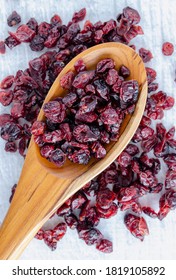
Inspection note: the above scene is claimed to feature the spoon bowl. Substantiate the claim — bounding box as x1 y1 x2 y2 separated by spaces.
0 42 147 259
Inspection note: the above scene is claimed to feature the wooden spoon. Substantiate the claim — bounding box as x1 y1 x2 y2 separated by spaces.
0 42 147 259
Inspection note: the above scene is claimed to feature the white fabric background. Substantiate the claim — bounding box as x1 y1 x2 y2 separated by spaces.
0 0 176 260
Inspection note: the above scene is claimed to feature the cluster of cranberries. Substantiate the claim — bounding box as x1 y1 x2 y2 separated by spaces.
1 6 176 253
31 58 138 166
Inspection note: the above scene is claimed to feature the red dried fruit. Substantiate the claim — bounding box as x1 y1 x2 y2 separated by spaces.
0 41 6 54
162 42 174 56
11 24 36 42
139 48 153 63
31 121 46 136
27 18 38 32
123 6 141 24
49 148 66 167
96 58 115 73
7 11 21 27
96 239 113 253
0 114 14 126
60 71 75 89
158 189 176 220
43 100 66 123
4 35 20 49
65 214 78 229
165 170 176 189
0 75 14 89
5 141 17 153
0 90 13 106
142 206 158 218
124 213 149 241
72 8 86 23
72 70 95 89
96 188 116 209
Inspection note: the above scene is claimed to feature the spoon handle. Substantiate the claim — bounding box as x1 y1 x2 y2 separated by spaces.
0 142 73 260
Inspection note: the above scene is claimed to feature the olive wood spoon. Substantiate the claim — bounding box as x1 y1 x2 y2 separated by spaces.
0 42 147 259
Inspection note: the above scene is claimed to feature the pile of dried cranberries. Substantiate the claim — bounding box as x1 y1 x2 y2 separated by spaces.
32 58 138 166
0 6 176 254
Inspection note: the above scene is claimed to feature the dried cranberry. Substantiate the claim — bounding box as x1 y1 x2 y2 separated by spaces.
5 35 20 49
49 149 66 167
162 42 174 56
139 48 153 63
72 8 86 23
123 6 140 24
11 25 36 42
0 90 13 106
26 18 38 32
124 213 149 241
7 11 21 27
0 75 14 89
29 35 45 51
96 239 113 253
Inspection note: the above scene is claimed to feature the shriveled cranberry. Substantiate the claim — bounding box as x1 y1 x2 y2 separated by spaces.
96 58 115 73
49 148 66 167
71 191 87 210
0 75 14 89
96 188 116 209
0 114 14 126
158 189 176 220
43 100 66 123
72 8 86 23
139 48 153 63
5 141 17 152
119 65 130 78
97 203 118 219
120 80 138 105
31 121 46 136
65 214 78 229
68 149 90 164
0 41 6 54
163 154 176 171
117 151 132 167
81 228 103 246
29 35 45 51
11 25 36 42
26 18 38 32
165 170 176 189
162 42 174 56
7 11 21 27
123 6 141 24
74 59 87 73
96 239 113 253
91 142 106 159
106 69 119 85
11 102 25 119
5 35 20 49
142 206 158 218
0 90 13 106
124 213 149 241
72 70 95 89
73 125 98 143
1 123 21 141
50 14 62 25
60 71 75 89
102 20 117 35
38 22 51 38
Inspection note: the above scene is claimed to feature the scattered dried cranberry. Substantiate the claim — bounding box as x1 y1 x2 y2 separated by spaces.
139 48 153 63
124 213 149 241
7 11 21 27
162 42 174 56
